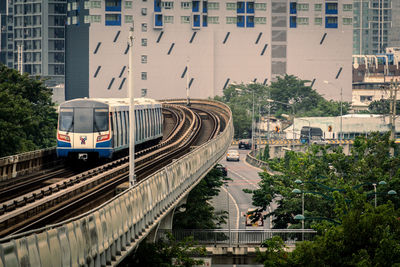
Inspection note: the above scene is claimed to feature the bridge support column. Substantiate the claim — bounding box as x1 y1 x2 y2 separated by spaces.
147 195 188 243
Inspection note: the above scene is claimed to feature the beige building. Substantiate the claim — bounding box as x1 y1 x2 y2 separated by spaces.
65 0 353 101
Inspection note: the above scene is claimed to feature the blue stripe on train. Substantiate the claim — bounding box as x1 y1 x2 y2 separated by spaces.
96 139 112 148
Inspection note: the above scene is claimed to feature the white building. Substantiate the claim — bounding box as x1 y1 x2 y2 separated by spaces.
65 0 353 101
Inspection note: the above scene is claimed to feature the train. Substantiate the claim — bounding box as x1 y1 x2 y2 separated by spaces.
56 98 163 160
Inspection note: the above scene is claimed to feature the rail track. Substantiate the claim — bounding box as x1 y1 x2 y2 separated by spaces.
0 101 225 237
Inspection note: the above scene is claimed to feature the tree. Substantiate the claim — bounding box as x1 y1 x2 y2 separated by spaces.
214 75 350 139
0 65 57 157
128 232 206 267
173 166 231 229
245 132 400 230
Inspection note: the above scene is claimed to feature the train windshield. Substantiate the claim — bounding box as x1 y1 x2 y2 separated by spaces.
59 108 74 132
94 109 109 132
74 108 94 133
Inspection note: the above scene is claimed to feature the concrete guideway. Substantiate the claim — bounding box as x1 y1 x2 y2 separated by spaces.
0 99 234 267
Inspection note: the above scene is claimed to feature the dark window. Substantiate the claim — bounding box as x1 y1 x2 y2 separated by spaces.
94 108 109 132
59 108 73 132
74 108 94 133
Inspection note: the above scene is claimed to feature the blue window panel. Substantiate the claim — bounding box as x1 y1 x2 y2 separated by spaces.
290 16 297 28
154 0 161 12
246 2 254 13
203 15 208 26
325 16 338 28
192 1 199 12
290 2 297 14
155 14 163 26
203 1 208 13
325 3 338 15
105 0 121 12
237 2 245 13
237 15 245 27
246 16 254 27
193 14 200 27
105 14 121 26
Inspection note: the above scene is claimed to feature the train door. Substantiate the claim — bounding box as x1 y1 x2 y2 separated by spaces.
112 112 118 148
73 108 95 149
121 111 126 146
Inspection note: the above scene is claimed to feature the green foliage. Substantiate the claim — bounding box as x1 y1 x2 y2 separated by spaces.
129 232 206 267
173 166 231 229
256 236 288 267
0 64 57 157
368 99 400 114
263 145 270 160
215 75 349 138
245 133 400 230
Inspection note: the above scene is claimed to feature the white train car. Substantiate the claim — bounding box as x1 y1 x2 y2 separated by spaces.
56 98 163 160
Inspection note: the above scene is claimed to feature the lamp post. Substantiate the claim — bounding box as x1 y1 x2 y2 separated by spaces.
293 179 304 241
236 86 256 151
267 99 295 149
128 24 136 187
324 80 343 142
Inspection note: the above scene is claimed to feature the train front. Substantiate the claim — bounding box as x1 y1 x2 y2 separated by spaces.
56 99 112 160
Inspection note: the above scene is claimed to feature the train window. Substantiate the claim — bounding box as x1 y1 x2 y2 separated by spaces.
140 110 144 140
151 109 155 136
121 111 126 145
94 108 109 132
59 108 73 132
135 110 139 142
74 108 93 133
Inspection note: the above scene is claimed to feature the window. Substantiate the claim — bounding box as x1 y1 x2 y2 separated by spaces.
297 17 309 25
164 15 174 23
343 17 352 25
105 14 121 26
226 2 236 10
72 16 78 24
314 3 322 11
343 4 352 11
72 2 78 9
255 3 266 10
181 16 190 24
84 15 101 23
141 72 147 80
141 38 147 46
162 1 173 9
141 8 147 15
255 17 266 24
141 55 147 63
226 16 237 24
125 1 132 8
125 15 133 23
181 2 191 9
92 1 101 8
297 3 309 11
360 95 372 102
208 16 219 24
315 17 322 25
208 2 219 10
141 23 147 31
141 89 147 97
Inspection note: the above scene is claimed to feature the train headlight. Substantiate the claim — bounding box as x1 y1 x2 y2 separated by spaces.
97 134 110 142
58 133 70 142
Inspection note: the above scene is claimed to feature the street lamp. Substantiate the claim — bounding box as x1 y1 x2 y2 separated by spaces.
371 181 397 207
293 180 304 240
235 87 256 151
324 80 343 142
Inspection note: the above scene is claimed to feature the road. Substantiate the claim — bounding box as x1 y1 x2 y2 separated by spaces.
211 147 276 230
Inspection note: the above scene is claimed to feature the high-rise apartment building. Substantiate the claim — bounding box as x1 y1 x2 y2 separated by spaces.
353 0 400 55
65 0 353 102
0 0 66 102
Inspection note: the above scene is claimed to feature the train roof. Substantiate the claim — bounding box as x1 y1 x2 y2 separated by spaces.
59 98 161 108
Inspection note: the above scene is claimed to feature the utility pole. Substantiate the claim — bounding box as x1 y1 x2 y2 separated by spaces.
128 24 136 187
389 79 399 156
186 57 190 106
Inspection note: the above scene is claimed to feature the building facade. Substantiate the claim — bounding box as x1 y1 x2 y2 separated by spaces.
353 0 400 55
0 0 66 103
65 0 353 101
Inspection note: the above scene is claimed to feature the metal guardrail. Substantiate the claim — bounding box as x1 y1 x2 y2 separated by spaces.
0 99 234 267
158 229 317 246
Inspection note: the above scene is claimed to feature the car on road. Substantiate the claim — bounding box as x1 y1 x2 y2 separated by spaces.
226 150 240 161
310 138 328 145
238 139 252 149
215 164 227 176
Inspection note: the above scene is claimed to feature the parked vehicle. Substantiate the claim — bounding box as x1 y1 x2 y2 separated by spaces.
300 126 325 144
226 150 240 161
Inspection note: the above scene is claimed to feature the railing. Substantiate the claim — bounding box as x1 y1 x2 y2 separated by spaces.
158 229 317 246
